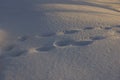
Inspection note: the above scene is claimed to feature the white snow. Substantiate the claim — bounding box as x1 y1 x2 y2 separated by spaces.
0 0 120 80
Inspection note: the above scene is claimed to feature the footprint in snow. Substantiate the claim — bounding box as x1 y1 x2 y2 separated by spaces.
39 32 56 37
3 44 15 52
63 30 80 34
104 27 112 30
84 27 94 30
3 49 27 57
54 39 93 47
116 30 120 34
1 44 26 57
115 25 120 28
72 40 94 46
8 50 27 57
36 46 55 52
90 36 106 40
17 36 28 42
53 39 74 47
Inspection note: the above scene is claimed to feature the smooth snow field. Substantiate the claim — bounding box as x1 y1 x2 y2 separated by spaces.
0 0 120 80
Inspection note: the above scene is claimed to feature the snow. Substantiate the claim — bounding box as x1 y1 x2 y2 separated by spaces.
0 0 120 80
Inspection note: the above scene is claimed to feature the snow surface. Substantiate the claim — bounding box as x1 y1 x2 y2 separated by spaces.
0 0 120 80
